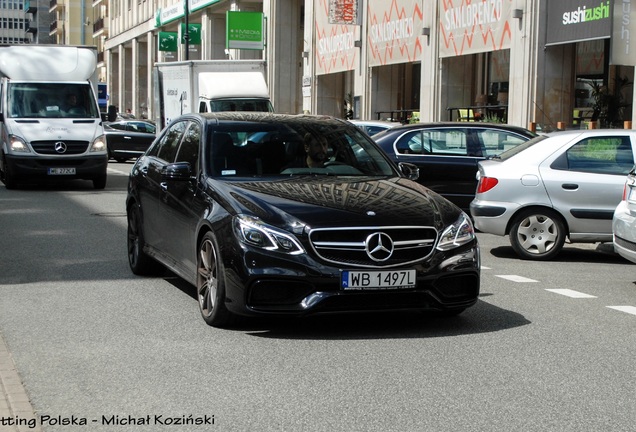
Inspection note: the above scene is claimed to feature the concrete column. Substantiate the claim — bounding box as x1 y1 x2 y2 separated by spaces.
147 30 155 121
420 0 441 122
131 38 138 118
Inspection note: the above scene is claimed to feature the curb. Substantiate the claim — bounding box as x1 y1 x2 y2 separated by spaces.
0 331 42 432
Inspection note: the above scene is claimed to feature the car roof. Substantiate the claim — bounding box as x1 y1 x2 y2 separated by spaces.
179 112 352 127
384 121 537 135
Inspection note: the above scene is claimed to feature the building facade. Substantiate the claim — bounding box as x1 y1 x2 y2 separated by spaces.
99 0 636 130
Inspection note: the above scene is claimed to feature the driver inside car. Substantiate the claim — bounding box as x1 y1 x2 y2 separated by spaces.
285 133 330 169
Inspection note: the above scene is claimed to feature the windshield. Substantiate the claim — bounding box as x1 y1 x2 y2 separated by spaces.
208 120 396 178
209 98 274 113
7 82 100 119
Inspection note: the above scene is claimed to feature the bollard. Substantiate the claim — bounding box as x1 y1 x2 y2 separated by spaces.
557 121 566 130
528 122 536 132
625 121 633 129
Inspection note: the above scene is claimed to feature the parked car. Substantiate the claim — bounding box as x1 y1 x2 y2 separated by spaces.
349 119 401 136
126 113 480 327
372 122 537 212
612 165 636 263
471 130 636 260
104 120 157 162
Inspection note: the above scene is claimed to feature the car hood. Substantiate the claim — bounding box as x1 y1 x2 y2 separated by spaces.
8 118 103 143
211 176 462 231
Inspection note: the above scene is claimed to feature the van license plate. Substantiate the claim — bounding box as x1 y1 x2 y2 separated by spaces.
48 168 76 175
341 270 416 290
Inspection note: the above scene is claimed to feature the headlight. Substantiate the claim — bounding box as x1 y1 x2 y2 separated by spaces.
437 213 475 251
234 214 305 255
90 134 107 152
8 135 31 153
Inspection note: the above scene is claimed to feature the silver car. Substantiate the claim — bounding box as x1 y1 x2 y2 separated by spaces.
471 130 636 260
613 166 636 263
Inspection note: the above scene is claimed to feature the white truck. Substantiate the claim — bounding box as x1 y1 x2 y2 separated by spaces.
0 45 108 189
153 60 273 129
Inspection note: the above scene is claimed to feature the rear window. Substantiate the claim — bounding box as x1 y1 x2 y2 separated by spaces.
496 135 548 161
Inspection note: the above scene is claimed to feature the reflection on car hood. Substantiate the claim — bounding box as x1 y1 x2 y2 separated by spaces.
214 176 461 230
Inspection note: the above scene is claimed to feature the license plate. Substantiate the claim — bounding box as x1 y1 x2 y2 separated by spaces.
48 168 76 175
341 270 416 290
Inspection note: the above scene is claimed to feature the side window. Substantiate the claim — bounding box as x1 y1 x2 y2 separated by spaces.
428 129 469 156
175 122 201 175
151 121 186 162
477 130 528 157
395 131 426 154
565 136 633 175
109 123 126 131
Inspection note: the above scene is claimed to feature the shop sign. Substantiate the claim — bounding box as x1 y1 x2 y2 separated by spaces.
439 0 513 58
155 3 184 27
226 11 265 50
181 23 202 45
155 0 223 27
367 0 423 67
190 0 223 13
329 0 361 25
159 32 179 52
546 0 612 45
612 0 636 65
314 0 359 75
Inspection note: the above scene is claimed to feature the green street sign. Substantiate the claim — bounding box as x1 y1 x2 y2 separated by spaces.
226 11 264 50
181 23 202 45
158 32 178 52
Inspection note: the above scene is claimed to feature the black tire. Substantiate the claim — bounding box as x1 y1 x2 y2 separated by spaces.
197 231 235 327
509 208 566 261
127 204 161 275
93 175 107 189
1 154 17 189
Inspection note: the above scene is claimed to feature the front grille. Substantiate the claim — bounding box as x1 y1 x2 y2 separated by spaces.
31 140 89 155
309 226 437 268
615 235 636 252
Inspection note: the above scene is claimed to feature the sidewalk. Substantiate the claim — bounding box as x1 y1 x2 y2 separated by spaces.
0 331 42 432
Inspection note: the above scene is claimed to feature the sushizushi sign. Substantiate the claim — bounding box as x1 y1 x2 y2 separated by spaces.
546 0 613 45
226 11 265 50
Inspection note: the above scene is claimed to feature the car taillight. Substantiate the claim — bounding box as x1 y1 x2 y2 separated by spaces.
622 183 628 201
477 176 499 193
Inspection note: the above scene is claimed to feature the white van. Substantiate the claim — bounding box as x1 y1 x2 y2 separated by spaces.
0 45 108 189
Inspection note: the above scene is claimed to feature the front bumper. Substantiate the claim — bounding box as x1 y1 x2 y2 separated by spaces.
612 201 636 264
5 153 108 181
223 242 481 317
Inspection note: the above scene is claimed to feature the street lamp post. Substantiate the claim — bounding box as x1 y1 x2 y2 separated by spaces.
184 0 190 60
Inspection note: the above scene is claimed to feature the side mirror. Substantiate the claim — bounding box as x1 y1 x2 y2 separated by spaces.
398 162 419 180
161 162 192 182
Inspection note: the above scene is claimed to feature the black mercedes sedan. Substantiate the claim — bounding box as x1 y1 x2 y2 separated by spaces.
372 122 537 212
105 120 157 162
126 113 480 327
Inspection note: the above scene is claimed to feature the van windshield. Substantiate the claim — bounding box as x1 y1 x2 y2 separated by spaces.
7 83 100 119
209 98 274 113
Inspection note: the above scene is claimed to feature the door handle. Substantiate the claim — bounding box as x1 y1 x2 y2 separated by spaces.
562 183 578 190
160 182 168 192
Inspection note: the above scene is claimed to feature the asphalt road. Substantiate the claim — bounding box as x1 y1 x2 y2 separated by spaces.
1 163 635 432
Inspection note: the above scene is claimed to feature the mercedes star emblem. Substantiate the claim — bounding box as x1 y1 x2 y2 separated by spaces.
54 142 67 154
365 232 394 261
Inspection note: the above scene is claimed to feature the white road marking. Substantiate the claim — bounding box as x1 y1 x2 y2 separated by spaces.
481 266 491 270
495 275 538 283
545 289 597 298
607 306 636 316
